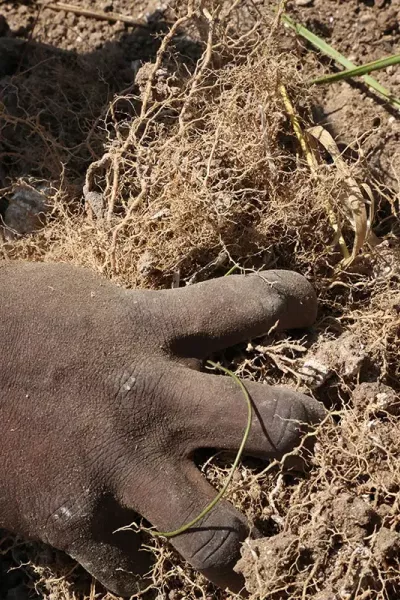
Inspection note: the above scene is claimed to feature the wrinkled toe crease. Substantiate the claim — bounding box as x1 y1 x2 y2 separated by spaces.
187 527 239 571
183 515 249 593
269 391 326 458
180 510 249 570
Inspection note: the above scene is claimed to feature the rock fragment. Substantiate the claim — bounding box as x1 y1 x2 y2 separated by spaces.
299 332 367 388
1 184 52 240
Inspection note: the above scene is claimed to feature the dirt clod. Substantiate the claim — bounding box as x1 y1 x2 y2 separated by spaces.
299 332 367 388
373 528 400 563
353 382 400 415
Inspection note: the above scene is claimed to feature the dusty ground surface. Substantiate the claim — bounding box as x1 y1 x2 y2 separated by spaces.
295 0 400 191
0 0 399 599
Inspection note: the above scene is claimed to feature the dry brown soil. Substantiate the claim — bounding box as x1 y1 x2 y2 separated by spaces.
294 0 400 190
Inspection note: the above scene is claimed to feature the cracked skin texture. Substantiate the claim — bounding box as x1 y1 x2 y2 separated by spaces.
0 261 325 596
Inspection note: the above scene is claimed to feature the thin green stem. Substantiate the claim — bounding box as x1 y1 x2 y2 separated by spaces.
224 264 239 276
282 13 400 109
311 53 400 85
152 361 252 538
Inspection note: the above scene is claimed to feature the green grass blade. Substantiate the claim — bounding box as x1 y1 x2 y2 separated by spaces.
282 13 400 109
152 361 253 539
311 53 400 85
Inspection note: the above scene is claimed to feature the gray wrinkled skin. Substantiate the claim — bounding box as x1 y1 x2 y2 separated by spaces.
0 261 325 595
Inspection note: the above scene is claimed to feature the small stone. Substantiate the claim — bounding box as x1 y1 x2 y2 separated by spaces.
298 332 367 388
83 185 105 219
137 250 158 276
295 0 314 5
2 183 52 240
298 358 330 387
359 13 374 25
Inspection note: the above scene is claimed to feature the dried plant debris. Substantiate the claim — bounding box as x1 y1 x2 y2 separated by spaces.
236 402 400 599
